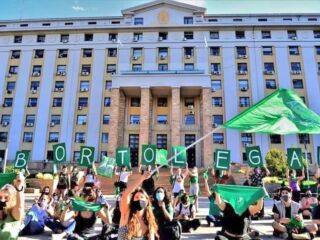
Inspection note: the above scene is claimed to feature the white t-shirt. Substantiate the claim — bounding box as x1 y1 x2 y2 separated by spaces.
85 174 95 183
172 175 184 193
174 203 195 217
115 171 130 183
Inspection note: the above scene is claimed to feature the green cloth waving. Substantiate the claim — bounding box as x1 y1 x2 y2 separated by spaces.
0 173 16 188
211 184 268 215
71 198 104 212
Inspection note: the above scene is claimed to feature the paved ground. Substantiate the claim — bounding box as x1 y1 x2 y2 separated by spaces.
18 194 320 240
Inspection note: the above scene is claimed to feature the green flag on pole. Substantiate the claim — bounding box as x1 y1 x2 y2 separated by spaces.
287 148 303 170
156 149 168 166
53 143 66 164
71 198 104 212
141 145 156 166
14 150 30 169
246 146 263 167
97 156 115 178
214 149 230 170
171 146 187 167
211 184 268 215
79 146 95 167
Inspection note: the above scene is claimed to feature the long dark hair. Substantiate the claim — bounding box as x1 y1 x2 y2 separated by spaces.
153 187 171 206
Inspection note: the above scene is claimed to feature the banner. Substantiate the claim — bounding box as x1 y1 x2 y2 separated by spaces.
71 198 104 212
141 145 156 166
53 143 66 164
97 156 116 178
287 148 303 170
79 146 95 167
116 147 131 168
156 149 168 166
214 149 230 170
245 146 263 167
14 150 30 169
171 146 187 167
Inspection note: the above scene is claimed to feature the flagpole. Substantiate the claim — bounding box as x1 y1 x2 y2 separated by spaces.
304 138 310 188
3 143 8 173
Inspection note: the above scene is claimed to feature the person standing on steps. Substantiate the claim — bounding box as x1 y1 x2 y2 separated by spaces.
170 163 188 207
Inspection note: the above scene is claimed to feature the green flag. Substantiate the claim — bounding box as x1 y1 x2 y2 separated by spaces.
116 147 131 168
71 198 104 212
141 145 156 166
97 156 115 178
246 146 263 167
211 184 268 215
171 146 187 167
287 148 303 170
156 149 168 166
214 149 230 170
14 150 30 169
0 173 16 188
79 146 95 167
53 143 66 164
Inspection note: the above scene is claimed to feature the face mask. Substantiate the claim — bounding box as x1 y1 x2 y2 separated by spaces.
131 200 147 212
282 195 289 202
156 192 164 202
0 201 6 210
44 192 50 195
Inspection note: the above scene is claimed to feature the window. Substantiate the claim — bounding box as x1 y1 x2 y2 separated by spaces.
262 46 273 55
212 115 223 126
157 115 168 124
184 32 193 40
157 134 167 149
157 97 167 107
264 62 275 72
159 32 168 40
289 46 299 55
293 79 304 89
48 132 59 143
76 115 87 125
78 97 88 107
299 134 310 144
210 31 219 39
258 18 268 22
81 65 91 75
318 62 320 72
132 64 142 72
211 63 221 74
101 133 109 143
58 49 68 58
32 65 42 76
106 64 116 74
236 31 245 39
133 33 143 41
9 66 18 74
109 33 118 41
239 79 249 91
54 81 64 90
84 33 93 41
11 50 20 59
73 151 80 162
158 64 168 71
6 82 15 92
83 48 92 58
50 115 61 125
185 99 194 108
134 18 144 25
104 97 111 107
3 98 13 107
261 31 271 39
184 114 195 125
184 64 194 71
131 97 140 107
75 133 85 143
184 47 194 57
30 81 40 91
25 115 35 125
130 115 140 124
56 65 66 75
88 21 96 25
266 79 277 89
184 17 193 24
233 18 242 22
288 30 297 39
237 63 248 73
80 81 90 91
211 80 222 91
37 35 45 43
316 46 320 55
210 47 220 56
208 18 218 22
105 81 112 91
308 18 318 22
270 135 281 144
158 47 168 59
213 133 224 144
314 30 320 39
14 35 22 43
108 48 117 57
241 133 253 146
60 34 69 43
23 132 33 142
65 22 73 25
0 132 8 142
132 48 142 59
239 97 250 107
236 46 247 57
34 49 44 58
103 115 110 125
212 97 222 107
291 62 302 72
28 98 37 107
283 18 292 21
52 98 62 107
1 115 10 125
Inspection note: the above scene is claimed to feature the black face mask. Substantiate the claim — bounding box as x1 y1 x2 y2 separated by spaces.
44 192 50 195
131 200 147 212
0 201 6 210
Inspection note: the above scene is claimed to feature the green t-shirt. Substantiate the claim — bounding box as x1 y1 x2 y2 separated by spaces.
190 176 198 184
152 204 173 225
209 195 222 217
0 214 21 240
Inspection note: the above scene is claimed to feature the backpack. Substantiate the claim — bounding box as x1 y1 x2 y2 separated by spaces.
162 220 182 240
178 203 193 217
112 200 121 225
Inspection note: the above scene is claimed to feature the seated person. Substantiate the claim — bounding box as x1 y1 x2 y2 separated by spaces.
312 196 320 235
300 190 317 219
174 193 200 233
272 186 318 239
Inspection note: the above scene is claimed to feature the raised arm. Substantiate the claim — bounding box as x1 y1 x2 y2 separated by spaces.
298 168 305 181
264 165 270 176
249 198 264 215
215 192 226 211
203 177 212 198
170 164 174 175
11 174 25 221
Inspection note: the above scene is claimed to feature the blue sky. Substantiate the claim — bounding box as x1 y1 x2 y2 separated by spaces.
0 0 319 21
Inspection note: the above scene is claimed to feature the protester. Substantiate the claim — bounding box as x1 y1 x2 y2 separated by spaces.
118 171 158 240
174 192 200 233
203 174 222 227
140 165 159 198
83 164 97 188
70 166 80 193
188 166 200 212
272 186 317 239
115 165 132 193
312 195 320 235
170 164 188 207
287 169 305 203
300 190 317 219
0 172 25 239
56 165 70 199
315 167 320 194
211 168 231 184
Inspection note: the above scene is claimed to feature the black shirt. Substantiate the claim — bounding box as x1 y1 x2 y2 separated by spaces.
272 204 291 219
222 203 251 235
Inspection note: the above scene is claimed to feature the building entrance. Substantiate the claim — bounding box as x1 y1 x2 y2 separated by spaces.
185 134 196 167
129 134 139 167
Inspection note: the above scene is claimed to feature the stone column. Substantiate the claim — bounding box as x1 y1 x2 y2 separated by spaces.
139 88 151 163
108 88 121 157
171 88 181 146
201 88 213 167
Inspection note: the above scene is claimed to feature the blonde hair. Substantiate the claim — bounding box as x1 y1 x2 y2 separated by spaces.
1 184 17 213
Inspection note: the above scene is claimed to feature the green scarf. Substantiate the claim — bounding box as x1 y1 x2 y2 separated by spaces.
211 184 268 215
71 198 104 212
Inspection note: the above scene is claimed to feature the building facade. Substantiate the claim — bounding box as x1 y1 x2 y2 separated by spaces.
0 0 320 168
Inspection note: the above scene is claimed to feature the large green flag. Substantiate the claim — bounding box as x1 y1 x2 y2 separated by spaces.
71 198 104 212
211 184 268 215
97 156 115 178
0 173 16 188
156 149 168 165
224 89 320 135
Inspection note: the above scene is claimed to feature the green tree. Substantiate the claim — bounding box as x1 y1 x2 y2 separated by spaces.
265 148 288 177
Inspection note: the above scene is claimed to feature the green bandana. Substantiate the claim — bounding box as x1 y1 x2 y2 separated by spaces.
71 198 104 212
211 184 268 215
